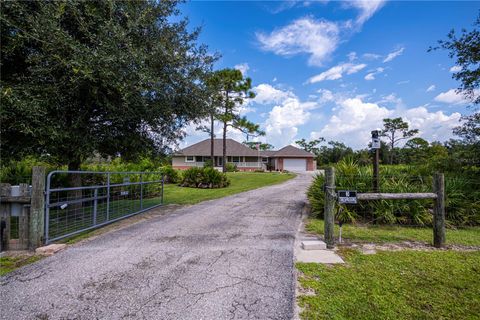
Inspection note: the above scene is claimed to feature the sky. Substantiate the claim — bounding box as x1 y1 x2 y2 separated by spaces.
177 0 479 150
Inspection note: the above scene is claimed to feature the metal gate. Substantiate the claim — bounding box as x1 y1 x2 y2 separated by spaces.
45 170 164 244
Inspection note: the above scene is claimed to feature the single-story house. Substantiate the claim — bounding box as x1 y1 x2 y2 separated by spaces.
172 139 315 172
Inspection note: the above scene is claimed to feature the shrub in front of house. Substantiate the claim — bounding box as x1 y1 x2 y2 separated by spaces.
203 159 214 168
160 165 180 184
225 163 238 172
180 167 230 188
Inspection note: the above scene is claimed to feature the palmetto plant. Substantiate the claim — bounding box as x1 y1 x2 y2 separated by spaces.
307 158 480 226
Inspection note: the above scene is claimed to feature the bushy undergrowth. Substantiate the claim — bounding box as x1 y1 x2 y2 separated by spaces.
308 158 480 226
179 167 230 188
225 163 238 172
0 157 181 185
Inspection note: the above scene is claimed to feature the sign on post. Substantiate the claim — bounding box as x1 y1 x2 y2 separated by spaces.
338 190 357 204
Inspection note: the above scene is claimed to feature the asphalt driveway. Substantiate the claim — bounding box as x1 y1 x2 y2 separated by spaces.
1 173 313 320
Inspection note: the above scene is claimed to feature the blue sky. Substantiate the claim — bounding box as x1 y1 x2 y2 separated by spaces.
178 0 479 150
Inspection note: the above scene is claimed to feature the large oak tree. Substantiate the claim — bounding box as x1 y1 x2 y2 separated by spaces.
1 1 215 170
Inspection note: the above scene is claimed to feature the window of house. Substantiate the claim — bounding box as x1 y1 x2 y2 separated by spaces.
196 156 203 162
186 156 194 162
262 157 268 163
232 156 241 163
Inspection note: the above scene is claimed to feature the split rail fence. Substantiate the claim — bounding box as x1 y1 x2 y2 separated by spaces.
323 167 445 249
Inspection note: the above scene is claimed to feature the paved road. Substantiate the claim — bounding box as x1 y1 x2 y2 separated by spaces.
1 173 312 320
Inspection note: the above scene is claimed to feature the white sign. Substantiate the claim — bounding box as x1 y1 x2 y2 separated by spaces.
120 191 129 196
372 138 381 149
338 190 357 204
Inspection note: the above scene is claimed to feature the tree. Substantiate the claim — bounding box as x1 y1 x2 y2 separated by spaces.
208 69 261 172
1 1 215 172
404 137 429 163
380 118 419 164
317 141 353 165
430 13 480 106
432 13 480 166
295 138 324 154
243 142 274 151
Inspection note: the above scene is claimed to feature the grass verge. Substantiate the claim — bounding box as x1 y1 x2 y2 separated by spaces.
306 219 480 247
0 255 43 276
297 249 480 319
163 172 295 205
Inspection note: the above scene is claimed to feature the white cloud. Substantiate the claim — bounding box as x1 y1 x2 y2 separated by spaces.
265 98 318 147
234 63 249 76
346 0 386 25
364 67 384 80
377 93 403 106
308 63 367 83
312 95 461 149
313 98 392 148
449 65 462 73
363 53 382 60
403 107 461 142
434 89 469 105
383 47 405 63
256 17 341 66
426 85 436 92
252 83 295 105
347 51 357 61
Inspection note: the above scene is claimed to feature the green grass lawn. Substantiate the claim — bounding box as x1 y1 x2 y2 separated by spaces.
0 255 43 276
306 219 480 247
163 172 295 205
297 249 480 320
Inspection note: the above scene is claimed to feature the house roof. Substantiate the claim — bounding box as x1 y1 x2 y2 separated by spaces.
259 150 276 157
174 139 315 158
272 145 315 158
174 139 259 157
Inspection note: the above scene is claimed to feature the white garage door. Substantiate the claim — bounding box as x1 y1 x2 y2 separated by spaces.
284 159 307 172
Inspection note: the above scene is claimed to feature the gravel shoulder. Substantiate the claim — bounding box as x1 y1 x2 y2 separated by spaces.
0 173 312 320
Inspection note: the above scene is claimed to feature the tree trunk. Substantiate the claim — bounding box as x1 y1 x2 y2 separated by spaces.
210 112 214 166
390 133 395 165
222 120 227 173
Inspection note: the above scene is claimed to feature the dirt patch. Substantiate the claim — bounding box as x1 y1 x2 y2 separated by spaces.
340 241 480 254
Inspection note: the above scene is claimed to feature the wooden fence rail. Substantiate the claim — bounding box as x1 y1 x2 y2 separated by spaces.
324 169 446 249
0 166 46 251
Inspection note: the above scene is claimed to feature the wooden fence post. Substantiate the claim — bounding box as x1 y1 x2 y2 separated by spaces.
324 167 335 249
433 173 445 248
30 166 46 249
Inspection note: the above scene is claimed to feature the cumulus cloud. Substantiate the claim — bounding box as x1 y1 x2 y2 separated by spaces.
449 65 462 73
265 98 318 147
256 1 386 66
308 63 367 83
234 63 250 76
256 17 341 66
426 85 436 92
312 95 462 149
383 47 404 63
252 83 295 104
434 89 469 105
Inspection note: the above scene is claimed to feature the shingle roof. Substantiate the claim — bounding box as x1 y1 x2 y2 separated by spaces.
174 139 259 156
259 150 276 157
272 145 315 158
174 139 315 158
